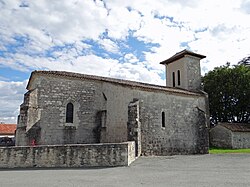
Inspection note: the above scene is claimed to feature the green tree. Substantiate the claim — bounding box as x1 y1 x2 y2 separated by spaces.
238 56 250 66
202 63 250 125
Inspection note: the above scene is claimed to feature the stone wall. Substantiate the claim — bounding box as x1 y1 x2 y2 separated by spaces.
139 92 209 155
16 72 209 155
210 126 232 148
232 132 250 149
165 57 187 89
186 55 201 91
95 80 209 155
127 99 141 157
0 142 135 168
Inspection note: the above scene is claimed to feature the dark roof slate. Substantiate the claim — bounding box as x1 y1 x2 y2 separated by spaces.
220 123 250 132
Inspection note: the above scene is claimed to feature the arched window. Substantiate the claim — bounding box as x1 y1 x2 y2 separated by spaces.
66 103 74 123
162 111 165 128
177 70 181 86
172 72 175 87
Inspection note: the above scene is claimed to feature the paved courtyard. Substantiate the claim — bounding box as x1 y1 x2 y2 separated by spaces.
0 154 250 187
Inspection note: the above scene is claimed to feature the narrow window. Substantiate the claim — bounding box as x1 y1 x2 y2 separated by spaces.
177 70 181 86
162 112 165 127
172 72 175 87
66 103 74 123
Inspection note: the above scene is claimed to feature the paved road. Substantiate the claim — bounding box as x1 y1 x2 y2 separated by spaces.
0 154 250 187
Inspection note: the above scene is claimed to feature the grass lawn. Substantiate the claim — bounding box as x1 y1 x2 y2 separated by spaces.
209 148 250 154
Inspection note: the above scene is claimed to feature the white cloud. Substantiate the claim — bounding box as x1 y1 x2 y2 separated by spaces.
0 80 27 124
123 0 250 74
189 24 250 73
98 39 120 54
1 0 249 73
240 0 250 14
0 0 108 46
124 53 139 64
109 62 165 85
1 52 163 85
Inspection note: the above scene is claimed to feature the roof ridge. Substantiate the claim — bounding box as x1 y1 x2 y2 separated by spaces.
27 70 204 97
220 123 250 132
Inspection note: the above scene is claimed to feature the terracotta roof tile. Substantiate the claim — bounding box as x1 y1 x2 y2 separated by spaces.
0 124 16 135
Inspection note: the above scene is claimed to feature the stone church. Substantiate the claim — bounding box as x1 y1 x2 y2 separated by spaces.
16 50 209 156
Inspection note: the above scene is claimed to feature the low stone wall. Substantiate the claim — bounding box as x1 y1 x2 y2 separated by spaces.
232 132 250 149
0 141 135 168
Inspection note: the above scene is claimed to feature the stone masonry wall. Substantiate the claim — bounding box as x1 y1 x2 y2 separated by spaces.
0 142 135 168
138 91 209 155
16 76 110 146
93 80 208 155
232 132 250 149
16 73 209 155
16 89 39 146
210 126 232 148
33 76 106 145
127 99 141 157
166 57 188 89
186 55 201 91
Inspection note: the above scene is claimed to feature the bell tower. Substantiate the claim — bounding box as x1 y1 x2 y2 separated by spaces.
160 50 206 91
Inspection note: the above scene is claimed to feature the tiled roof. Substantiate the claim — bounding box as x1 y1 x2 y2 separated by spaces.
27 71 205 97
160 49 206 65
0 124 16 135
220 123 250 132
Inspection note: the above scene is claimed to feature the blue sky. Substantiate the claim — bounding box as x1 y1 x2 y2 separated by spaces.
0 0 250 123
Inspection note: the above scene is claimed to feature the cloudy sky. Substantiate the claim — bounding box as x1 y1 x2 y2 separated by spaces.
0 0 250 123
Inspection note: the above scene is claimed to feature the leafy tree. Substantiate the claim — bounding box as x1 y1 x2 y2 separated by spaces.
202 63 250 125
238 56 250 66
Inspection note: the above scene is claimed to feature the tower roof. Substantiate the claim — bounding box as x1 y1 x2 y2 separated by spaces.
160 49 206 65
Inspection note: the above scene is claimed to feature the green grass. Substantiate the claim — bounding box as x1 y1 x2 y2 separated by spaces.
209 148 250 154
